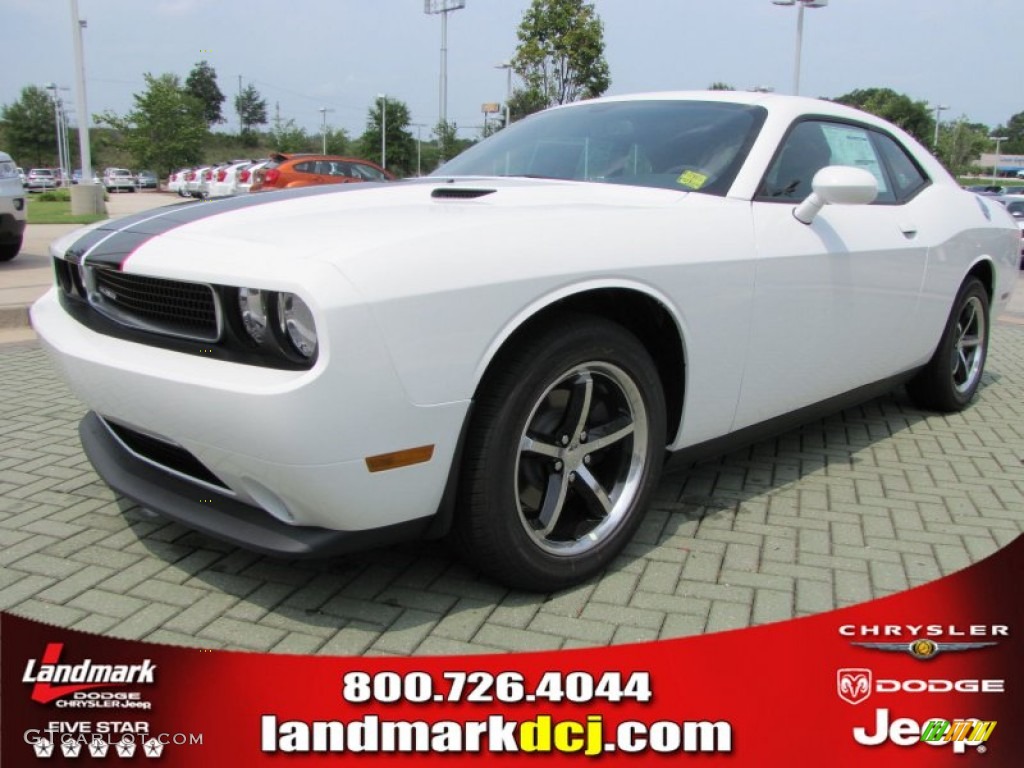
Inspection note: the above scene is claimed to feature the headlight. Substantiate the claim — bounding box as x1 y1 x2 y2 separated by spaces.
277 292 317 359
238 288 268 344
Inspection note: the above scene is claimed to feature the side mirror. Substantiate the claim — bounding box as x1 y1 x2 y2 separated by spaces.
793 165 878 224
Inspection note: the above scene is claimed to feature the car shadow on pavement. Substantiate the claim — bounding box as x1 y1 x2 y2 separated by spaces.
111 374 1005 655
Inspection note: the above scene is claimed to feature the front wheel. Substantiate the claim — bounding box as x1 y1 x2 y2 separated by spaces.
907 276 989 412
454 315 667 591
0 236 22 262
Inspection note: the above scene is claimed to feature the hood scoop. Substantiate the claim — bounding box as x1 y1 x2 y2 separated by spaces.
431 187 496 200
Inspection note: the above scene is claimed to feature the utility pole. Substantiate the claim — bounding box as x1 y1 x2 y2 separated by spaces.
424 1 465 160
319 107 334 155
68 0 103 213
238 75 243 135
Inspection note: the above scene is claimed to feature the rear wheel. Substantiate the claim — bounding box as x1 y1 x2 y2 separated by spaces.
907 276 989 412
454 315 666 591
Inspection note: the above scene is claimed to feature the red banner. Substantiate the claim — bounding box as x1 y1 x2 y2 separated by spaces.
2 536 1020 766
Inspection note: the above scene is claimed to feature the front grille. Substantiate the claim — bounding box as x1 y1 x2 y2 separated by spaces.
92 268 219 341
104 419 230 491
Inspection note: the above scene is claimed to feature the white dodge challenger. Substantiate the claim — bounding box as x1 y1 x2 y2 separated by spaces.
32 92 1019 590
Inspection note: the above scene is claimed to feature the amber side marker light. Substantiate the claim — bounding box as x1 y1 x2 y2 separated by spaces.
365 445 435 473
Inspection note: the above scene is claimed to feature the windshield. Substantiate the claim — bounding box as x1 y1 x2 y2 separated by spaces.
435 100 766 195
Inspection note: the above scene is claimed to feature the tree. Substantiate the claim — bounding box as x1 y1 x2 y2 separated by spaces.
994 110 1024 154
235 84 268 144
0 85 57 167
832 88 932 145
708 82 735 91
432 119 459 165
510 0 610 120
96 73 207 177
937 118 992 177
185 60 225 127
356 97 415 175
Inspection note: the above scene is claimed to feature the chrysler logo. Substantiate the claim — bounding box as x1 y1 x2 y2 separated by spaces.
837 668 872 705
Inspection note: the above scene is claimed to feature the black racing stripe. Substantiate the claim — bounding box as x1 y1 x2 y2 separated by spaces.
67 182 393 268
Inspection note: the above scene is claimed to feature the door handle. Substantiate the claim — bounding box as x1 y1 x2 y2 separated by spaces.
898 220 918 239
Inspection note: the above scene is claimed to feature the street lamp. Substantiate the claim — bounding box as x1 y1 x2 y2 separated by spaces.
410 122 427 176
990 135 1008 185
771 0 829 96
424 0 466 137
318 107 334 154
378 94 387 170
932 104 949 148
68 0 103 214
495 61 512 127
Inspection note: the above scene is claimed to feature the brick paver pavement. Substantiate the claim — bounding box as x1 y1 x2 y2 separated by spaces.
1 325 1022 655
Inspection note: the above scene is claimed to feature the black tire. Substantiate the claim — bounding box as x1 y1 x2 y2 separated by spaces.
454 314 667 591
0 236 22 262
906 276 989 412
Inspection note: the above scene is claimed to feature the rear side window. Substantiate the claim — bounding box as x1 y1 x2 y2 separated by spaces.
293 161 316 174
760 120 894 203
872 132 929 201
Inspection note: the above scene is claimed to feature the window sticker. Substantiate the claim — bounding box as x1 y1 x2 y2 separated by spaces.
677 170 708 189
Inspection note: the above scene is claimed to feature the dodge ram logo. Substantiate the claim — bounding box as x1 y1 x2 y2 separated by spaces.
838 668 872 705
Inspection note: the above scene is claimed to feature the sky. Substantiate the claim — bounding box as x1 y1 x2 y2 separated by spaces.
2 0 1021 143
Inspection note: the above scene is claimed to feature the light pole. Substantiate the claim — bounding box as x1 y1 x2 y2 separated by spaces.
411 123 426 176
771 0 828 96
68 0 102 213
990 135 1008 185
932 104 949 148
378 94 387 170
495 61 512 127
318 107 334 154
424 0 465 159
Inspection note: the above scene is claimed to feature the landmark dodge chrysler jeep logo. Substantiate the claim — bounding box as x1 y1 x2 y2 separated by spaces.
22 643 156 704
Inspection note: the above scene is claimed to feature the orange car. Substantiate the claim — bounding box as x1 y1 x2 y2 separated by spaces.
250 153 394 191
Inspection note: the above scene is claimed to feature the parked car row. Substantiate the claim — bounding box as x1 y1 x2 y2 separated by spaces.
168 153 394 200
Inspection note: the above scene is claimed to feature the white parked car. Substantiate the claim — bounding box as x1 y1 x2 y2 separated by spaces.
31 92 1020 590
0 151 27 261
207 160 253 199
103 168 136 193
184 165 211 199
236 159 268 194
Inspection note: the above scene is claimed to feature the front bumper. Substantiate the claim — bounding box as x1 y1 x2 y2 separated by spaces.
31 286 470 538
80 412 432 556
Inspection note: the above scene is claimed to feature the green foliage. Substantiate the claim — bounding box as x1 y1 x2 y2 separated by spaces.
356 97 416 175
1 85 57 167
35 188 71 202
185 61 226 126
937 118 993 176
235 84 268 143
432 119 459 164
511 0 610 120
96 73 208 177
993 110 1024 154
708 82 735 91
832 87 932 144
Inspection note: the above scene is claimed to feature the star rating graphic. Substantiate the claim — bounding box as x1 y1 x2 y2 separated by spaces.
115 738 137 758
89 736 110 758
33 737 54 758
60 739 83 758
143 738 165 758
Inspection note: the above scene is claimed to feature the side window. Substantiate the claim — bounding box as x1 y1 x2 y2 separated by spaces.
761 121 835 201
293 161 315 174
352 163 387 181
761 120 895 203
872 132 929 201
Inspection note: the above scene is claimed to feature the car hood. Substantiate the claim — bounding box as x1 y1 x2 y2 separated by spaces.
65 178 689 274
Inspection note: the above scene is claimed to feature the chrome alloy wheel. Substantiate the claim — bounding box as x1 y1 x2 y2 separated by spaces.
514 362 648 556
951 295 986 395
